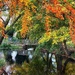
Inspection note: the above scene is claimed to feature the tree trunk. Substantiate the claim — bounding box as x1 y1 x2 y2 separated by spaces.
0 37 4 44
56 54 63 75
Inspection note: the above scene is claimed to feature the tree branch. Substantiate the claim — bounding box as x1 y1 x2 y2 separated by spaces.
11 12 24 26
4 15 10 27
0 12 23 45
0 17 6 24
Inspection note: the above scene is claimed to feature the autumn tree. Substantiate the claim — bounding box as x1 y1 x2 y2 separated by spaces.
0 0 32 44
0 0 75 45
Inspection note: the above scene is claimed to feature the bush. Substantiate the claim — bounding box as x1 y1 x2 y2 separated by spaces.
0 43 11 50
0 58 5 68
12 55 57 75
12 56 45 75
12 62 29 75
65 62 75 75
0 43 12 55
29 56 45 75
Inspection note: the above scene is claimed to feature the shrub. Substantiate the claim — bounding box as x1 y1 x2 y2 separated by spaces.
29 56 45 75
12 55 57 75
65 62 75 75
12 56 45 75
0 58 5 68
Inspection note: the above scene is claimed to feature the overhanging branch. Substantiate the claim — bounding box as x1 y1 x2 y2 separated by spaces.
11 12 24 26
0 11 24 45
0 17 6 24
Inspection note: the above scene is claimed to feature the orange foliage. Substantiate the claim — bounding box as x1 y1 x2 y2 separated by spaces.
0 20 6 37
46 0 75 44
66 4 75 44
0 1 3 8
0 0 30 38
69 17 75 44
50 0 59 5
45 15 51 34
2 0 24 16
67 4 75 16
0 20 5 30
1 0 75 44
63 0 67 2
47 4 68 20
20 0 30 6
21 9 32 38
